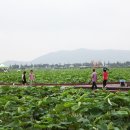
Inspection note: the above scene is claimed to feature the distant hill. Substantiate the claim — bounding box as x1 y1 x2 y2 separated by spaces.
3 60 31 66
31 49 130 64
3 49 130 65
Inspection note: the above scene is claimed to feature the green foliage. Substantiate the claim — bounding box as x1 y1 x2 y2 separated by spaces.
1 86 130 130
1 68 130 84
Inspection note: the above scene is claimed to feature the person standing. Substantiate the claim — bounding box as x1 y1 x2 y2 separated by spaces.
22 71 27 85
103 69 108 87
29 70 35 86
91 69 97 90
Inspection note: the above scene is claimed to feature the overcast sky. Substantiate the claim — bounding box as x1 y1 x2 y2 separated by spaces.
0 0 130 63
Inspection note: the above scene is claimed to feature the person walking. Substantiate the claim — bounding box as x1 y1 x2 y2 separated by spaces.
29 70 35 86
22 71 27 86
103 69 108 87
91 69 97 90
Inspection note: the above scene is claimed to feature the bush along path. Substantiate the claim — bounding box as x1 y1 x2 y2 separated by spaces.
1 86 130 130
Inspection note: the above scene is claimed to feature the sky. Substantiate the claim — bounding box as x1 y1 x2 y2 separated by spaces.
0 0 130 63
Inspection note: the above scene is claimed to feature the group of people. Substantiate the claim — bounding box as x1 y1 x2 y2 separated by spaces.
22 70 35 86
21 68 108 88
91 68 108 90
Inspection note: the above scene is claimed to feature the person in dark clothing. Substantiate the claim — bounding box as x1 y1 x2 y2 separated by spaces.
22 71 27 85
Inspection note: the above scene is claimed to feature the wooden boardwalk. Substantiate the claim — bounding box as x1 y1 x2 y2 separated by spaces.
0 82 130 91
74 85 130 91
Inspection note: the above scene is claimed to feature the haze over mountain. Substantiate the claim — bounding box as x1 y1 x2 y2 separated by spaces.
3 49 130 65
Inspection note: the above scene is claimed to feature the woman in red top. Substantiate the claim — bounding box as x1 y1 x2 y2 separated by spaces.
103 69 108 87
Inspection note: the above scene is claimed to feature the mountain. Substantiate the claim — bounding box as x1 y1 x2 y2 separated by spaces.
31 49 130 64
3 49 130 65
3 60 31 66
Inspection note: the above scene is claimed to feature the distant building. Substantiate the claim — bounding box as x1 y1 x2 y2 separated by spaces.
69 64 74 68
79 66 90 69
0 64 8 72
91 60 103 68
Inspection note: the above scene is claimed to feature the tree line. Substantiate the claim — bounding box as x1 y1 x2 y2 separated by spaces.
9 61 130 69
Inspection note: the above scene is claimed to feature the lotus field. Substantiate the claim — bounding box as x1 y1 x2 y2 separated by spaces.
1 68 130 130
1 86 130 130
0 68 130 84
